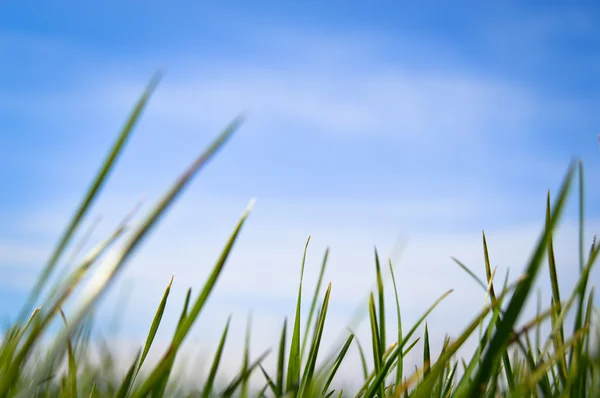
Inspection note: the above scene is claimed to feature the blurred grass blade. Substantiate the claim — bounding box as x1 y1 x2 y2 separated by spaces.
276 318 287 396
20 116 245 398
18 71 162 323
241 312 252 398
59 309 78 398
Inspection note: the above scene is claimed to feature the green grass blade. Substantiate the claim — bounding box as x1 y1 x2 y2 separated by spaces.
241 312 253 398
201 315 232 398
320 333 353 397
286 236 310 393
361 289 452 398
18 71 162 323
276 318 287 397
413 279 520 398
466 160 576 397
423 323 430 376
298 282 332 397
374 249 386 355
131 199 254 397
259 364 278 396
352 334 369 381
130 275 174 391
301 247 329 362
482 232 514 390
59 309 78 398
114 349 142 398
389 259 404 388
221 349 271 398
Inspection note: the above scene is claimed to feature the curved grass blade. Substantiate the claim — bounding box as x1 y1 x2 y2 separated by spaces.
18 71 162 323
466 161 576 397
352 333 369 381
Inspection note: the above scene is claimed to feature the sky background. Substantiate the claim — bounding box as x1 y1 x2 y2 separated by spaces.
1 1 600 391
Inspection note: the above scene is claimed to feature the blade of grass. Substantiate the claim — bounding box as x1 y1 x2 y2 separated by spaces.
221 349 271 398
389 259 404 389
320 333 353 397
286 236 310 393
298 282 332 397
276 318 287 396
201 315 232 398
301 247 329 362
466 160 576 397
130 198 254 397
241 312 253 398
18 71 162 323
129 275 174 392
23 117 245 398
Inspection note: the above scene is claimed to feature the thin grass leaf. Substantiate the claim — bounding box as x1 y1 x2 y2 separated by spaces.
129 275 174 392
286 236 310 393
320 333 353 397
221 349 271 398
298 282 332 397
131 199 254 397
59 309 78 398
301 247 329 362
241 312 253 398
389 259 404 389
114 349 142 398
360 289 453 398
423 323 430 377
352 334 369 381
276 318 287 396
18 71 162 324
201 315 232 398
466 161 576 397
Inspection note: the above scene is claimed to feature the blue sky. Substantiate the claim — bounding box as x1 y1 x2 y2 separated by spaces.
1 1 600 388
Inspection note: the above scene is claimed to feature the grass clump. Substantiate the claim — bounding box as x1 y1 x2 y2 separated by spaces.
1 73 598 397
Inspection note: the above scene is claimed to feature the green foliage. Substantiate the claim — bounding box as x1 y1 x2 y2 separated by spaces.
1 74 598 397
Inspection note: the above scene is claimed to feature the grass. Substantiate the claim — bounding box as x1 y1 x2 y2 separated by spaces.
1 74 599 397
